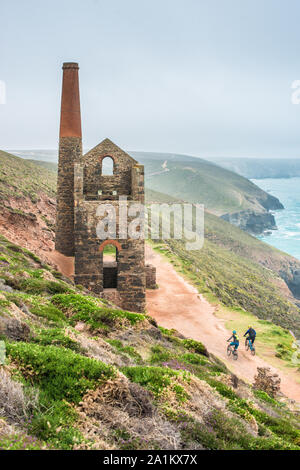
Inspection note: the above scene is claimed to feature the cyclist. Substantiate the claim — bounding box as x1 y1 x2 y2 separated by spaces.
227 330 239 351
244 325 256 351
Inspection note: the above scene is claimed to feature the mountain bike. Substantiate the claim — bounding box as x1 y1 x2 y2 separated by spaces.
245 337 256 356
227 343 238 360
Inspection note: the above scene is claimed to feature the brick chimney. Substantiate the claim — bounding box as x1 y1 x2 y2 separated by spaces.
55 62 82 256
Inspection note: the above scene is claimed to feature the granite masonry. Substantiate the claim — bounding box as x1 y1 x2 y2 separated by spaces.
55 62 155 312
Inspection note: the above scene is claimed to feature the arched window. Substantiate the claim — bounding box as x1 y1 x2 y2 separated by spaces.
102 244 117 263
102 156 114 175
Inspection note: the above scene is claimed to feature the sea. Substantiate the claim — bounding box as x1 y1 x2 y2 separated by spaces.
252 178 300 261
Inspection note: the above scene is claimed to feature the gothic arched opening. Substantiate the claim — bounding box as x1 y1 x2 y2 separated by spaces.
101 156 114 175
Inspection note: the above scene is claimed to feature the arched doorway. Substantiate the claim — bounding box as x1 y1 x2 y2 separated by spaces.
100 240 121 289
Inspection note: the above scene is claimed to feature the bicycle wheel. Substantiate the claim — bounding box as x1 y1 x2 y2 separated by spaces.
227 345 232 356
251 347 256 356
245 339 249 351
233 351 238 360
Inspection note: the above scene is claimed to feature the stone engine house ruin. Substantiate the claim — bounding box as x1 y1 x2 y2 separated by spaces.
55 62 155 312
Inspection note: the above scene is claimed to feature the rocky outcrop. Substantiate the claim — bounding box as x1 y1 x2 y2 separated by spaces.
253 367 281 398
258 193 284 211
0 195 56 265
221 210 277 235
0 315 30 342
278 264 300 300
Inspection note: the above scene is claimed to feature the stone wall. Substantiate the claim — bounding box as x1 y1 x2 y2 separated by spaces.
146 264 157 289
55 136 82 256
82 139 138 200
73 139 146 313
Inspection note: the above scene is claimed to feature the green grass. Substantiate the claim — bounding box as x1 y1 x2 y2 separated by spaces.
0 434 49 450
0 150 56 201
51 293 146 331
5 341 116 449
122 365 189 402
6 341 115 403
106 338 143 363
214 305 299 372
33 328 82 352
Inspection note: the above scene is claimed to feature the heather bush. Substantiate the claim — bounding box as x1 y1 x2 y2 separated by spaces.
0 368 39 424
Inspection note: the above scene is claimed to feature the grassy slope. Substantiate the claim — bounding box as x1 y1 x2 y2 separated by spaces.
0 235 299 450
132 151 282 215
0 150 56 201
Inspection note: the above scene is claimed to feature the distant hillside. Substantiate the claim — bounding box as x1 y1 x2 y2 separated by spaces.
0 150 56 201
12 148 285 234
209 158 300 179
130 152 283 224
27 159 58 173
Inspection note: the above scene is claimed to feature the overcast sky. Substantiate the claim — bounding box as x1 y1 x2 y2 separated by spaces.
1 0 300 158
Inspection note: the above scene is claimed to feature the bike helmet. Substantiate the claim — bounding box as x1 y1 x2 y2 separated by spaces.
248 325 252 329
233 330 237 334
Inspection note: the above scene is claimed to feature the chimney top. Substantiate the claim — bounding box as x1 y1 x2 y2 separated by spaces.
59 62 82 138
62 62 79 70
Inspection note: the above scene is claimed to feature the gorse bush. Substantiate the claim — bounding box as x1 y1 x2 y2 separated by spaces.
182 338 208 357
30 304 66 323
106 339 143 363
150 345 172 364
6 342 116 403
51 293 146 331
122 365 189 402
4 340 116 449
18 279 72 295
33 328 81 352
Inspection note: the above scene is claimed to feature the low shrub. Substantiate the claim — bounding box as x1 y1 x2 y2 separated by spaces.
33 328 81 352
30 304 66 324
149 345 172 364
106 339 143 363
122 365 189 402
6 341 116 403
51 293 146 331
206 378 238 400
16 278 72 295
0 433 48 450
0 368 39 424
182 338 208 357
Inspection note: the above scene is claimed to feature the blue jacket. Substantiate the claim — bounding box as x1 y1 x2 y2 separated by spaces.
244 328 256 338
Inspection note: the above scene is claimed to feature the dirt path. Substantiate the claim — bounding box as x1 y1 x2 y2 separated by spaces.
146 245 300 403
47 251 74 278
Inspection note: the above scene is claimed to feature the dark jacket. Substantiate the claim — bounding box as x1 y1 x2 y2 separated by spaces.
244 328 256 339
